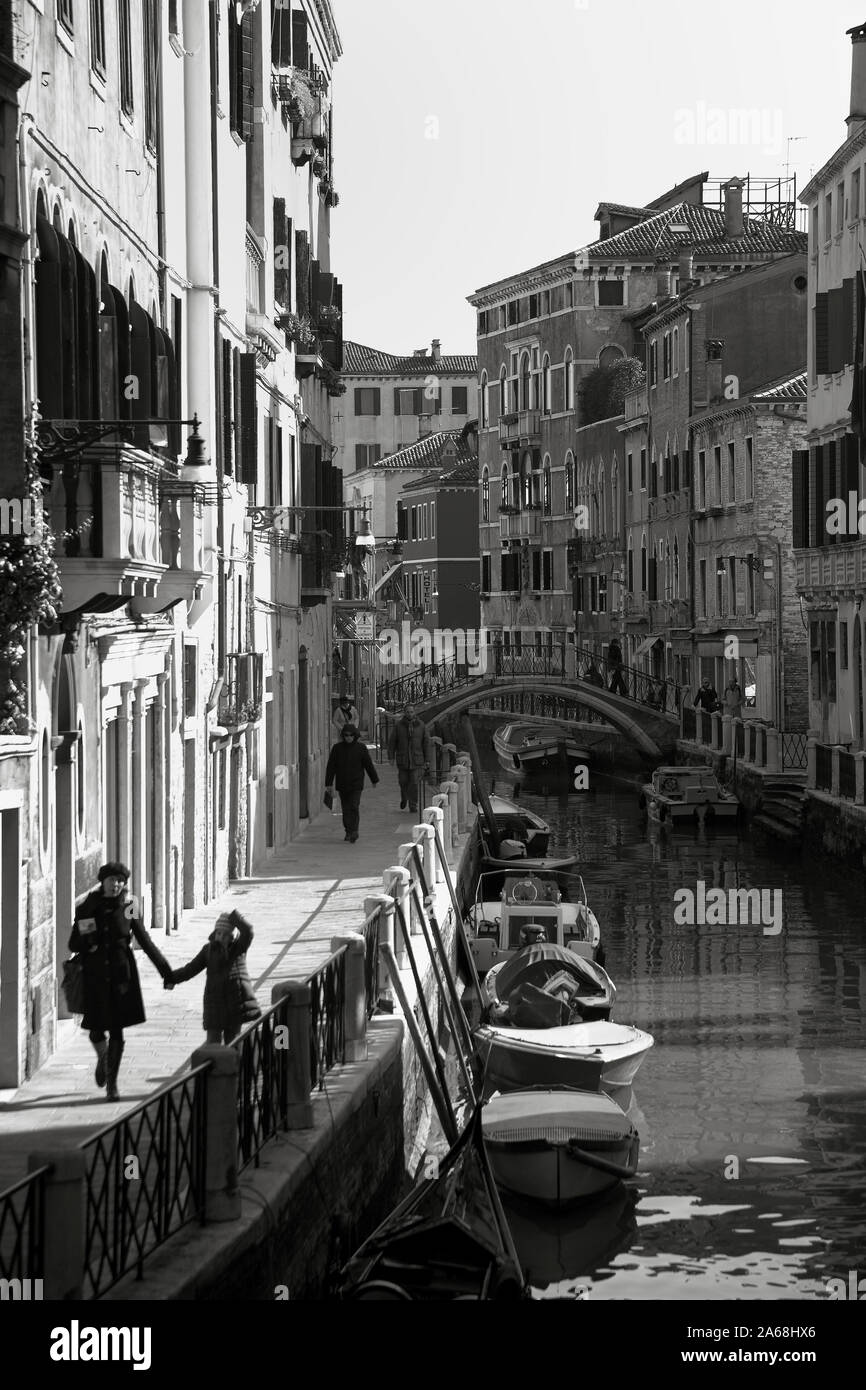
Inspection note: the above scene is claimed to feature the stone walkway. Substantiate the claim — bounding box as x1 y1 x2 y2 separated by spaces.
0 759 429 1194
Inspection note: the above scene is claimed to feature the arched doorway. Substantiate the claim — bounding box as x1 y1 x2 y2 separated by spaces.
298 646 309 819
854 615 864 746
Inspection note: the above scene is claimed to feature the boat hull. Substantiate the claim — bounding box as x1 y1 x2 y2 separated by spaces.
493 724 588 779
475 1021 653 1098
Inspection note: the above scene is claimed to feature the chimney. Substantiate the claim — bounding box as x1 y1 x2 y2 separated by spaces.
706 339 724 403
413 348 427 357
656 266 672 300
848 23 866 130
722 178 745 240
431 338 441 361
678 248 694 286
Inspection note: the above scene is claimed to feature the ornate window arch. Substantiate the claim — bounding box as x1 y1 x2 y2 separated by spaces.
640 531 647 591
480 370 489 428
499 365 507 417
564 347 574 412
481 466 490 522
542 454 552 514
500 459 510 509
564 449 574 512
542 353 551 414
520 351 531 411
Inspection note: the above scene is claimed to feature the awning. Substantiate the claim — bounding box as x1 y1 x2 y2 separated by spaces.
631 634 661 660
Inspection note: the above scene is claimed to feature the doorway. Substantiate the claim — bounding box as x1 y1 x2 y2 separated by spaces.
854 615 864 747
54 660 76 1018
298 646 309 819
0 805 22 1085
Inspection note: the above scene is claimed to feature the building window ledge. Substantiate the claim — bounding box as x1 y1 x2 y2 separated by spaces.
55 20 74 56
89 68 107 101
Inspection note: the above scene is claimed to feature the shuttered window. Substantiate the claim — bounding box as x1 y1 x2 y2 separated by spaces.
118 0 134 116
295 230 310 318
143 0 159 152
222 340 234 476
238 352 258 486
353 388 380 416
292 10 309 68
89 0 106 76
792 449 809 548
843 276 856 366
272 0 292 67
828 287 845 374
229 4 254 143
814 293 829 377
273 199 291 307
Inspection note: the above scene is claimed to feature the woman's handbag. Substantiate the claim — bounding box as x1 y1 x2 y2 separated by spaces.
323 788 334 810
61 955 85 1015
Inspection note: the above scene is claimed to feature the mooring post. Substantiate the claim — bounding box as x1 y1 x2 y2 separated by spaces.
384 864 412 966
766 727 780 773
271 982 314 1129
443 742 457 773
442 780 459 845
413 821 436 888
424 805 446 882
452 764 470 830
806 738 817 790
190 1044 243 1218
28 1149 87 1298
434 790 451 850
330 933 367 1062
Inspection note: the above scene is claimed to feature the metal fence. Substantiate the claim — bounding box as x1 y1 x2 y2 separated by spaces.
309 948 347 1091
79 1065 208 1299
839 750 857 801
781 732 808 771
734 721 745 757
0 1166 47 1285
815 743 834 792
681 706 696 741
235 996 292 1172
574 646 681 713
362 904 381 1020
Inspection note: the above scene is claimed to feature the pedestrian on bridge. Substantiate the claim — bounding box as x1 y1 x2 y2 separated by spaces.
584 658 605 688
325 723 380 841
606 639 628 698
388 702 432 814
69 862 172 1101
163 910 261 1045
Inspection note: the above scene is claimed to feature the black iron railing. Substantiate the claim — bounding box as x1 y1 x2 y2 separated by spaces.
815 743 833 792
378 658 473 709
79 1065 208 1298
735 721 746 757
697 709 713 745
0 1166 47 1285
362 906 381 1020
235 996 292 1172
575 646 681 712
839 750 857 801
781 732 808 771
681 705 697 741
309 949 347 1090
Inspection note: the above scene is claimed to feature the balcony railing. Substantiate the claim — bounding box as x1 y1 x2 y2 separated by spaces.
795 542 866 593
219 652 264 727
500 510 541 539
245 230 264 315
499 409 541 448
46 443 208 613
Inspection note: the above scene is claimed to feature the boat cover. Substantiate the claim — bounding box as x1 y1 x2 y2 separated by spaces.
482 1090 635 1145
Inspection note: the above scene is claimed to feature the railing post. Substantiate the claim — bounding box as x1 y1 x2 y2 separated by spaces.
365 892 395 1002
831 746 841 798
755 724 765 767
442 780 459 845
330 933 367 1063
721 713 732 755
424 805 446 882
806 737 817 790
430 734 444 780
28 1150 87 1299
435 789 452 850
855 751 866 805
270 982 314 1130
765 728 780 772
451 764 470 831
384 864 412 966
190 1044 242 1219
397 844 423 934
443 742 456 773
413 821 436 888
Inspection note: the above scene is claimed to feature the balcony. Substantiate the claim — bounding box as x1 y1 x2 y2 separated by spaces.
219 653 264 728
500 510 541 540
796 541 866 595
499 409 541 449
46 443 209 615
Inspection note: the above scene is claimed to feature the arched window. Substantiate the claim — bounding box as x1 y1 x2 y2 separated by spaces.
640 533 647 592
589 466 599 536
542 458 552 514
672 326 679 377
627 536 634 593
521 352 531 411
564 451 574 512
564 348 574 412
500 461 510 510
480 371 488 428
522 453 533 510
598 464 606 537
542 354 551 414
499 366 507 417
611 459 619 537
673 537 680 596
481 466 490 522
598 344 624 371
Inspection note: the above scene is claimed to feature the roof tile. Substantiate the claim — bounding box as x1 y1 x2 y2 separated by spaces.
343 341 477 376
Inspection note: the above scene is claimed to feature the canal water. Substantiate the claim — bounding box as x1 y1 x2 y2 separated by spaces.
481 754 866 1302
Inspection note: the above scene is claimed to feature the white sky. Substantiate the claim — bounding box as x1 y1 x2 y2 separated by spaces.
330 0 861 357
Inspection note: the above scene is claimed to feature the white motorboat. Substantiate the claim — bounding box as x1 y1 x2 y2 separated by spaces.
640 765 740 826
482 1090 640 1206
493 724 588 779
474 1017 653 1099
467 869 604 975
482 943 616 1024
486 794 551 856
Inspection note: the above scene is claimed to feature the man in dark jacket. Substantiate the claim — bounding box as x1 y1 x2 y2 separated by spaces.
69 861 171 1100
694 676 720 712
606 639 628 697
387 703 433 813
324 724 380 842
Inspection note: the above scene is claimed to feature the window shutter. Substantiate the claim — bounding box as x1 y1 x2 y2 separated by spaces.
372 388 381 414
792 448 809 548
238 351 258 485
815 293 829 376
222 340 234 474
843 276 856 366
128 300 154 449
272 1 292 67
292 10 309 68
828 286 844 374
648 556 657 600
273 199 291 307
295 231 310 318
394 387 402 416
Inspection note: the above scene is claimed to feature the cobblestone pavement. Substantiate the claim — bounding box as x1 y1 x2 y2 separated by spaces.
0 759 421 1193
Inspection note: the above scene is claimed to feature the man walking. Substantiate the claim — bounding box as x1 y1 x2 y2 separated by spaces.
388 702 432 813
606 638 628 698
324 724 379 842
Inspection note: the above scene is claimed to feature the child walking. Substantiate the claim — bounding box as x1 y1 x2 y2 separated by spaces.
165 910 262 1043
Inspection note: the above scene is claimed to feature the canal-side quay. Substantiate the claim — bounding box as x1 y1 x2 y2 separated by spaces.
0 749 480 1301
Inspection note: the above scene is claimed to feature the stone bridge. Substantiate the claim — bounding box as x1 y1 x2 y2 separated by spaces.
377 650 681 760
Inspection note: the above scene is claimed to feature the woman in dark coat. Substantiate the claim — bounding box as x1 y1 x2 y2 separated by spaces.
324 723 380 842
164 910 261 1044
69 862 171 1100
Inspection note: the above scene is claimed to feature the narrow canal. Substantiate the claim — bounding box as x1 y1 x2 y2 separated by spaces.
481 753 866 1301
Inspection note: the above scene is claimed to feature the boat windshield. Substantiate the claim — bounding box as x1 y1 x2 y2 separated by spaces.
475 870 588 912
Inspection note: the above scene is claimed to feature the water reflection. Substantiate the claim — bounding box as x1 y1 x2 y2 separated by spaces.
480 755 866 1299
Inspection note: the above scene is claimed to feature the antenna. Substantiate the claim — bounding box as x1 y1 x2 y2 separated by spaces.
785 136 805 184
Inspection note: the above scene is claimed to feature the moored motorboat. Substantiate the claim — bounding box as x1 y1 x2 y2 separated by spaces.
640 765 740 826
493 724 589 779
467 869 604 975
483 943 615 1024
339 1108 525 1301
486 794 551 856
474 1017 653 1099
482 1089 640 1206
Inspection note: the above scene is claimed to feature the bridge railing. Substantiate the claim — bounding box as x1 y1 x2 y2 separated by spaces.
573 646 681 713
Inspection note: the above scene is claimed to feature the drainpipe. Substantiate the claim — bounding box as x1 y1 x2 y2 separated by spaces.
17 114 36 412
